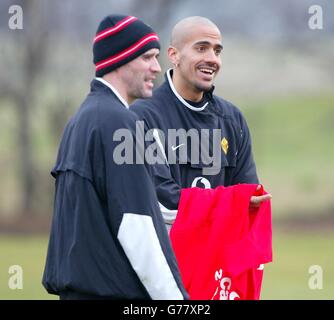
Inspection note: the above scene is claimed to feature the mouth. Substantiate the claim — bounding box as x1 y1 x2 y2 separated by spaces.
197 66 217 79
145 78 155 89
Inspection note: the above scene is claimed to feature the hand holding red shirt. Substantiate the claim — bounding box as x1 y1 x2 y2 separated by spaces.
170 184 273 300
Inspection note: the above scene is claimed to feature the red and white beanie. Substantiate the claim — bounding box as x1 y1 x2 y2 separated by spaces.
93 14 160 77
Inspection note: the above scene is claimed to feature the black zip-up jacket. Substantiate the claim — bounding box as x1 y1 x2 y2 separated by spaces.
42 79 188 299
132 69 259 223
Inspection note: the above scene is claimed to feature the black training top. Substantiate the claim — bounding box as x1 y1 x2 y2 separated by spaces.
132 69 259 221
42 79 188 299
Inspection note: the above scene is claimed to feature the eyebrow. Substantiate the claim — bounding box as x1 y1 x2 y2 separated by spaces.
142 51 160 58
193 41 223 50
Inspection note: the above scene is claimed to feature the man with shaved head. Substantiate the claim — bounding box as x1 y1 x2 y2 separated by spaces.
132 16 270 230
169 16 223 97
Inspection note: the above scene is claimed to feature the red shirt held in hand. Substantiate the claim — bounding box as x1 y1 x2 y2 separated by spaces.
170 184 272 300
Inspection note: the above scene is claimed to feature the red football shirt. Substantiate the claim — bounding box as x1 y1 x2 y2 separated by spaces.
170 184 272 300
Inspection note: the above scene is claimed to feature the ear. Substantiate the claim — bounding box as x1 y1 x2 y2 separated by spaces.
167 46 179 66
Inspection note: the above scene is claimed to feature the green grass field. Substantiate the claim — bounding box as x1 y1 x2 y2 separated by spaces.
261 229 334 299
0 229 333 300
0 235 56 300
242 93 334 218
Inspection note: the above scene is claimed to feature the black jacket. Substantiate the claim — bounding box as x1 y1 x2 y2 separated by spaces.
132 69 258 221
42 79 188 299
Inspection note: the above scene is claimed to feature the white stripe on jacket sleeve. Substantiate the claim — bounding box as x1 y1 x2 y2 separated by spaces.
117 213 183 300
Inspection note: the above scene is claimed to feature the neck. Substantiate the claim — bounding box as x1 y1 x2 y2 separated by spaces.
102 73 133 104
172 69 204 102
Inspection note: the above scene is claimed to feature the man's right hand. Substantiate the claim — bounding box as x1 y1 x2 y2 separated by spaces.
250 185 272 210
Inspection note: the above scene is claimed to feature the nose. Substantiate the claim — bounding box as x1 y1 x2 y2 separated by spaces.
151 57 161 73
204 49 221 67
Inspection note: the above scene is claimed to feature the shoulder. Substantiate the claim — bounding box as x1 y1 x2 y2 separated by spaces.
93 91 138 125
131 82 171 116
213 95 249 128
131 97 157 116
72 90 139 139
131 83 172 113
213 95 242 117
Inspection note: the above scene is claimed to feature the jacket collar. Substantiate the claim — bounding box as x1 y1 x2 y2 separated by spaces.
94 77 129 109
165 69 215 112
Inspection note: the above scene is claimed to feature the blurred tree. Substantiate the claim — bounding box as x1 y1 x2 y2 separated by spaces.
1 0 50 217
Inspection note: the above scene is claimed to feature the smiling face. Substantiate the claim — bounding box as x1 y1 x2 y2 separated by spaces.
168 21 223 101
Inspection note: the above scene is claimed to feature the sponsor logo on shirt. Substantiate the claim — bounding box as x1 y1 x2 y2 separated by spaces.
191 177 211 189
171 143 185 151
211 268 240 300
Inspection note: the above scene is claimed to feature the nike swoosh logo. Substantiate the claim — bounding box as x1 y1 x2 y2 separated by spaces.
171 144 185 151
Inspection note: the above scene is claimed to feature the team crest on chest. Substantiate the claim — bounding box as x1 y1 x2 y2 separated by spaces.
221 137 228 155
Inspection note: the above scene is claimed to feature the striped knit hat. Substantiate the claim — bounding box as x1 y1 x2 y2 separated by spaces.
93 15 160 77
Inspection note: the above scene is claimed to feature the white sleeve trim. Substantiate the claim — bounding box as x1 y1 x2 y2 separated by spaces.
117 213 183 300
159 202 177 224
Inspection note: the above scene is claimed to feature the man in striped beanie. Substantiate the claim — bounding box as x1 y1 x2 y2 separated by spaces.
42 15 188 300
93 14 161 104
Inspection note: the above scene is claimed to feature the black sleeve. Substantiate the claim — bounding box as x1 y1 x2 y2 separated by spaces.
153 162 181 212
141 118 181 222
232 113 259 184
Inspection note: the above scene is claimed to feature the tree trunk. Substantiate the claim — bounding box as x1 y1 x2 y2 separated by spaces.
16 93 35 217
14 0 48 218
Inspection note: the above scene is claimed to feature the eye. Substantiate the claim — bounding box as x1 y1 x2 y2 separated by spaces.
214 47 222 56
142 54 151 61
196 45 206 52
